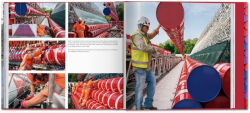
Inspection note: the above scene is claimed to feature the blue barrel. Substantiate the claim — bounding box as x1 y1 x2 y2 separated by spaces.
103 8 111 16
172 99 202 109
14 3 27 16
187 65 222 102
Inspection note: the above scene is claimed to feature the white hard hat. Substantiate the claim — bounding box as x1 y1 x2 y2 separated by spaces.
78 18 82 21
138 16 150 27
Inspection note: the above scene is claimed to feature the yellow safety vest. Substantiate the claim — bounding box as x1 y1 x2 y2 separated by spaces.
131 30 150 68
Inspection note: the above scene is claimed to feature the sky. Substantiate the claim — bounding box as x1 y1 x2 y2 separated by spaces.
37 3 57 10
126 2 221 44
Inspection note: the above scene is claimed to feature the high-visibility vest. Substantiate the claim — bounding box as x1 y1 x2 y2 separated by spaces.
131 30 150 68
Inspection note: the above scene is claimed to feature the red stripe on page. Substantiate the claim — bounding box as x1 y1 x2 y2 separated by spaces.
235 2 246 109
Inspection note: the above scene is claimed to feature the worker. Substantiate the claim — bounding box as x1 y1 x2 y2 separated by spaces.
18 46 45 71
80 76 94 107
25 73 49 100
21 73 65 108
131 16 162 110
73 80 81 95
37 25 52 37
78 79 87 104
73 18 86 38
72 20 78 38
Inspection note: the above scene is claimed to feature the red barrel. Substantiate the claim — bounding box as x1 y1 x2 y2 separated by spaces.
87 27 110 37
186 57 221 102
43 44 65 66
101 79 108 91
25 4 48 16
86 99 96 109
156 2 184 55
172 62 202 109
107 92 123 109
88 100 107 109
205 95 230 108
91 89 98 100
105 78 113 91
57 44 65 66
47 17 65 38
110 77 123 93
213 63 230 98
97 31 108 38
102 91 114 106
86 24 111 32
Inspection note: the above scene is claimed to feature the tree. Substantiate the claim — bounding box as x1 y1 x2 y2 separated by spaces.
115 3 124 21
159 38 198 54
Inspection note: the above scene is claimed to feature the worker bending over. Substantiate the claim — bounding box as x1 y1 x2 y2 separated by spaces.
21 73 65 108
18 46 46 70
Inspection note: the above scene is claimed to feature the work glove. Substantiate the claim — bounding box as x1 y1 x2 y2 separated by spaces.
26 94 34 100
20 99 28 108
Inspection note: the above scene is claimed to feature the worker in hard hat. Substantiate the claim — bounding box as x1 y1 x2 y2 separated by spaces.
21 73 65 108
78 79 88 104
73 80 81 95
37 25 53 37
18 46 45 70
80 75 94 107
73 18 86 38
131 16 162 110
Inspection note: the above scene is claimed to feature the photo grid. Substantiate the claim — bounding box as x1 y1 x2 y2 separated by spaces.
4 2 125 110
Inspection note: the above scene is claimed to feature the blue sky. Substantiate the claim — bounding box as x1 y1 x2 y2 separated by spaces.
126 2 221 44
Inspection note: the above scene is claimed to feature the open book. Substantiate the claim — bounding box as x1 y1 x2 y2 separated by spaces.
0 1 248 110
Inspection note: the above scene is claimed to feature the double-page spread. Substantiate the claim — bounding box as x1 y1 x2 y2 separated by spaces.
0 1 248 110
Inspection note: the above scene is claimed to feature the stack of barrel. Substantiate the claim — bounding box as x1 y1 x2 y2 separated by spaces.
85 77 124 109
85 24 112 38
172 57 231 109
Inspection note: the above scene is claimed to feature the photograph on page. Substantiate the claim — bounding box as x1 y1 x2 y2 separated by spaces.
68 73 124 109
9 41 65 71
8 73 65 109
9 3 65 38
126 2 234 110
68 2 124 38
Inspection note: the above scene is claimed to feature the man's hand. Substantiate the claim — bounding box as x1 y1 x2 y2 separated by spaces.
20 99 28 108
156 24 161 31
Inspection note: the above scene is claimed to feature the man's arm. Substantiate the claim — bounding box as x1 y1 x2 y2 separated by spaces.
30 84 36 94
133 34 157 54
147 24 161 39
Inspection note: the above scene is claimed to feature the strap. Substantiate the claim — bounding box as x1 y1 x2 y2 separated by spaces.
131 60 148 65
54 84 63 94
22 62 32 70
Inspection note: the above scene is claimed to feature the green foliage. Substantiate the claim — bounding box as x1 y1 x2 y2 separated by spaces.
105 16 112 21
68 74 78 82
159 38 198 54
42 8 53 15
115 3 124 21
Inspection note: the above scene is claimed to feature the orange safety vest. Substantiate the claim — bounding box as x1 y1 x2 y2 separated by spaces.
79 83 87 99
76 23 85 38
54 73 65 94
72 23 77 32
19 49 42 70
